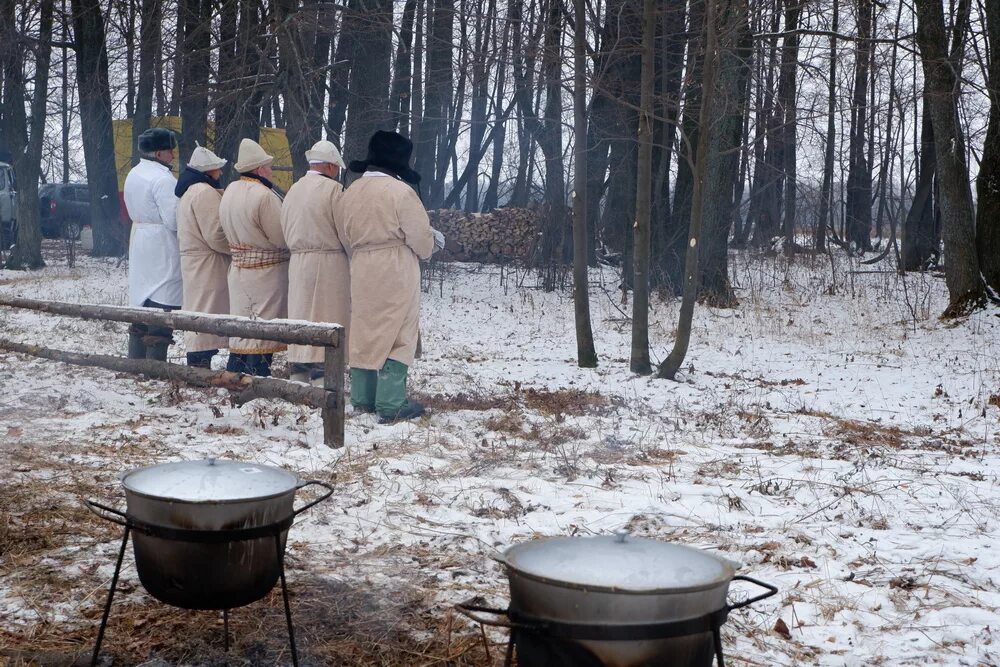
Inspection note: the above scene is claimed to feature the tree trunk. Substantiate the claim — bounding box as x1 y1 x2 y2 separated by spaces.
5 0 53 270
342 0 393 178
415 0 454 205
71 0 126 256
778 0 800 254
913 0 985 314
482 9 508 212
631 0 655 375
650 0 686 283
133 0 162 163
748 0 782 247
179 0 211 166
659 0 718 380
666 0 706 289
327 3 352 143
276 0 325 179
572 0 597 368
391 0 417 134
464 0 494 212
976 0 1000 293
901 100 939 270
815 0 838 252
845 0 873 252
699 0 750 305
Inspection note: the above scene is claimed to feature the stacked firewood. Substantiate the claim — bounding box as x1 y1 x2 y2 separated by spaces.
428 208 543 263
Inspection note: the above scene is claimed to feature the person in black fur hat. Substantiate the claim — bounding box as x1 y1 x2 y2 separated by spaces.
337 131 445 424
347 130 422 185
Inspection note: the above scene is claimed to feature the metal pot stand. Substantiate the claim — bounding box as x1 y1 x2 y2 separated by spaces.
457 576 778 667
85 481 333 667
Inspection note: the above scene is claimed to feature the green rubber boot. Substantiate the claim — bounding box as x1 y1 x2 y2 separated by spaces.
376 359 425 424
350 368 377 413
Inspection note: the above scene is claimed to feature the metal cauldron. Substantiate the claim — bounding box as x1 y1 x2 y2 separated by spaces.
87 458 333 610
459 533 777 667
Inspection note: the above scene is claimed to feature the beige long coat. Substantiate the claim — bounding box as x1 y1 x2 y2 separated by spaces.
219 177 288 354
336 173 434 370
281 172 349 364
177 182 230 352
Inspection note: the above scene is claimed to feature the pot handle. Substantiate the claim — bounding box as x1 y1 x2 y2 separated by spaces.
454 601 516 628
292 480 335 518
85 499 128 527
726 574 778 612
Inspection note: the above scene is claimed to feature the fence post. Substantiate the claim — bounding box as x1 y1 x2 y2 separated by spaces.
323 343 345 448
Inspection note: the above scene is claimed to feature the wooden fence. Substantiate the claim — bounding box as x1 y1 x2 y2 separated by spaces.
0 296 345 448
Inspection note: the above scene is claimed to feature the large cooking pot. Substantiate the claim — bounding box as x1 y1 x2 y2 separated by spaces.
87 458 332 610
459 533 777 667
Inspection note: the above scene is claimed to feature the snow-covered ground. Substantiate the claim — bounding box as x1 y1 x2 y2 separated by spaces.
0 244 998 665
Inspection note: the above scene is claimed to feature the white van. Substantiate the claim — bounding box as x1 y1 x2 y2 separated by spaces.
0 162 16 248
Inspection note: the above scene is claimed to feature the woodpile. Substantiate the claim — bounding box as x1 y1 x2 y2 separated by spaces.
428 207 543 263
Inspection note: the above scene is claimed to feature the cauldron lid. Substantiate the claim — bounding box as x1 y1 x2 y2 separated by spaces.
122 458 300 503
499 534 736 593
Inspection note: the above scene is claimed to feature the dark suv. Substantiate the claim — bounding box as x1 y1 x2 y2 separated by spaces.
39 182 91 239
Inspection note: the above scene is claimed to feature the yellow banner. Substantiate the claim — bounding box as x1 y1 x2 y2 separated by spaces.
112 117 293 192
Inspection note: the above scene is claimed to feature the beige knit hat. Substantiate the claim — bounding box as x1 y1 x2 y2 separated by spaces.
234 138 274 173
305 140 346 169
187 142 227 172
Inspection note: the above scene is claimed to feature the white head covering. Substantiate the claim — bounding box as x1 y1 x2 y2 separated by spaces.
234 138 274 173
305 140 346 169
187 142 227 172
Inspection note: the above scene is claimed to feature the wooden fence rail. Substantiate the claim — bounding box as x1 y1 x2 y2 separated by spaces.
0 297 345 448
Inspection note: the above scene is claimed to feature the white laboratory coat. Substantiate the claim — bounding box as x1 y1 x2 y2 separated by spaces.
124 159 183 307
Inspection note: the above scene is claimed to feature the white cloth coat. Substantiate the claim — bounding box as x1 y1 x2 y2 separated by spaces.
177 182 230 352
124 159 183 307
281 172 350 364
335 172 434 370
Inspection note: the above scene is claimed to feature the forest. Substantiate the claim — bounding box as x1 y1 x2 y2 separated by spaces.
0 0 995 320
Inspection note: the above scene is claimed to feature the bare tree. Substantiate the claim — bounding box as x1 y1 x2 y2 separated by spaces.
572 0 597 368
976 0 1000 292
913 0 986 314
71 0 126 256
631 0 655 375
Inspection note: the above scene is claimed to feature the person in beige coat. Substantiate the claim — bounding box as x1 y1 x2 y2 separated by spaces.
337 131 444 423
175 143 230 368
219 138 288 377
281 140 349 385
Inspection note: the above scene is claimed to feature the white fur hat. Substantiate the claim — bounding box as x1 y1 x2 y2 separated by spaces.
187 142 227 172
234 138 274 173
305 140 346 169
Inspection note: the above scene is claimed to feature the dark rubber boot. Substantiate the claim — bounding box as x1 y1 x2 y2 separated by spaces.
227 353 250 373
144 335 171 362
350 368 377 413
255 353 274 377
186 350 216 368
376 360 425 424
127 333 147 360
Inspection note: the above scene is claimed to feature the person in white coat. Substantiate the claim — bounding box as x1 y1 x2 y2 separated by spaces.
123 128 183 361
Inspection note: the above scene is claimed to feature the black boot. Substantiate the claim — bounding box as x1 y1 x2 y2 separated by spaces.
144 335 171 362
127 333 147 359
186 350 217 369
227 353 250 373
253 353 274 378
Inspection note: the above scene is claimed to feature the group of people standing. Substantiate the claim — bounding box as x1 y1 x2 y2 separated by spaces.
123 127 442 424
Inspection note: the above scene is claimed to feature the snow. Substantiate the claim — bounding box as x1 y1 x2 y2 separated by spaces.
0 248 998 665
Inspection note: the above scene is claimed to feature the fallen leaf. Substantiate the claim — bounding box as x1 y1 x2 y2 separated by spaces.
774 617 792 640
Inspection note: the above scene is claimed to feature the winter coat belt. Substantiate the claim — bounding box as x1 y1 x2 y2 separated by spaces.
352 240 406 253
290 248 345 254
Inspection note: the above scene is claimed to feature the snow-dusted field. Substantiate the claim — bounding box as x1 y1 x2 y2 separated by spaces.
0 244 998 665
